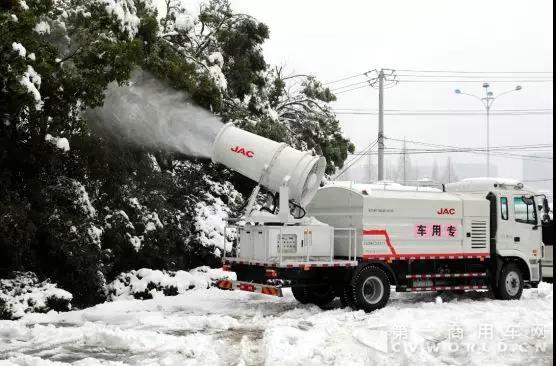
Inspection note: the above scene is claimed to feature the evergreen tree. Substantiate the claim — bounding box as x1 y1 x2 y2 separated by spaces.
0 0 354 305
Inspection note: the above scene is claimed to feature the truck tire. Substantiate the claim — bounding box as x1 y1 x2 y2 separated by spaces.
340 285 357 310
495 263 524 300
306 286 336 309
291 287 311 304
292 286 336 309
352 266 391 313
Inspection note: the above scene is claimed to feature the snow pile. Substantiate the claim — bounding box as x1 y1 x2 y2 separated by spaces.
99 0 140 38
106 267 236 301
45 134 70 152
0 284 551 365
0 272 72 320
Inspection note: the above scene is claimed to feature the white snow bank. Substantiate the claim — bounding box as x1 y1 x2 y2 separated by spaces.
0 272 72 320
106 267 236 301
0 284 551 365
45 134 70 152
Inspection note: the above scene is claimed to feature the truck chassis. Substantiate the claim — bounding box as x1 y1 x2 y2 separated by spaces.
218 252 530 312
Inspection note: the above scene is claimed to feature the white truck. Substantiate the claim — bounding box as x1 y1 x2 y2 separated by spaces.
214 124 551 312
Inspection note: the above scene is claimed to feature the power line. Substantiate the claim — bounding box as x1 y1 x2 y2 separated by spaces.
397 73 553 78
334 108 554 112
324 73 367 86
334 84 374 95
396 69 554 75
334 139 379 180
334 110 554 116
351 150 554 158
399 79 554 83
325 69 554 87
377 143 554 151
384 137 554 162
523 178 554 183
331 80 372 92
332 80 554 95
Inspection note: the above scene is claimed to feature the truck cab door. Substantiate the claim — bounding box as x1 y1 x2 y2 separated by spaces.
512 195 543 265
496 195 515 251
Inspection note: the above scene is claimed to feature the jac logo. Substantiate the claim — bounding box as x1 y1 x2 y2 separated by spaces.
231 146 255 158
437 208 456 215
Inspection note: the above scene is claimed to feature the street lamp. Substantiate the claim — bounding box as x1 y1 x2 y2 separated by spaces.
454 84 523 177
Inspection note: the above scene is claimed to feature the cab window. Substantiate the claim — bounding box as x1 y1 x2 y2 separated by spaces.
514 197 537 225
501 197 509 220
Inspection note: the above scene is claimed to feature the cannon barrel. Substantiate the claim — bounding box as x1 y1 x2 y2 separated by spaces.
212 124 326 207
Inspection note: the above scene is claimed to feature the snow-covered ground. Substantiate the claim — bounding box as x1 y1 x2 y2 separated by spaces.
0 284 553 366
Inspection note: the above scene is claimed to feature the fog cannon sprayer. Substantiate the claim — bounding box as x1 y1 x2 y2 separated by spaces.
212 123 327 222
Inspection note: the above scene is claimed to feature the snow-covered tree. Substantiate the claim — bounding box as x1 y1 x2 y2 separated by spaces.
0 0 353 305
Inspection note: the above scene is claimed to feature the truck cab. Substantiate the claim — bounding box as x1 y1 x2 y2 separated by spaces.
446 178 545 287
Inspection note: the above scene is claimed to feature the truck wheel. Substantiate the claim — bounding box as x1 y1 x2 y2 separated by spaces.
352 266 391 313
306 286 336 309
495 264 524 300
291 287 311 304
340 285 357 310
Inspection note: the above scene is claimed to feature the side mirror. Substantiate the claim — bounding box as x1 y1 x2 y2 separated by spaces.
542 198 552 223
543 198 551 214
522 196 535 206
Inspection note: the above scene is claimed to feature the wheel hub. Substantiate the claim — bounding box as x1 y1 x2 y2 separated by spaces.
362 276 385 305
505 271 521 297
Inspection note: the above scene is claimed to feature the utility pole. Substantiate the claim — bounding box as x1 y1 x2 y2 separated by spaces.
365 68 398 182
378 70 385 181
486 102 491 177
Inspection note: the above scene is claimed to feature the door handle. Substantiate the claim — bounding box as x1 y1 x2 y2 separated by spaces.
514 237 521 243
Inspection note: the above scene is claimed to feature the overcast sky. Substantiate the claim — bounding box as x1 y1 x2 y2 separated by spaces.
229 0 554 181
